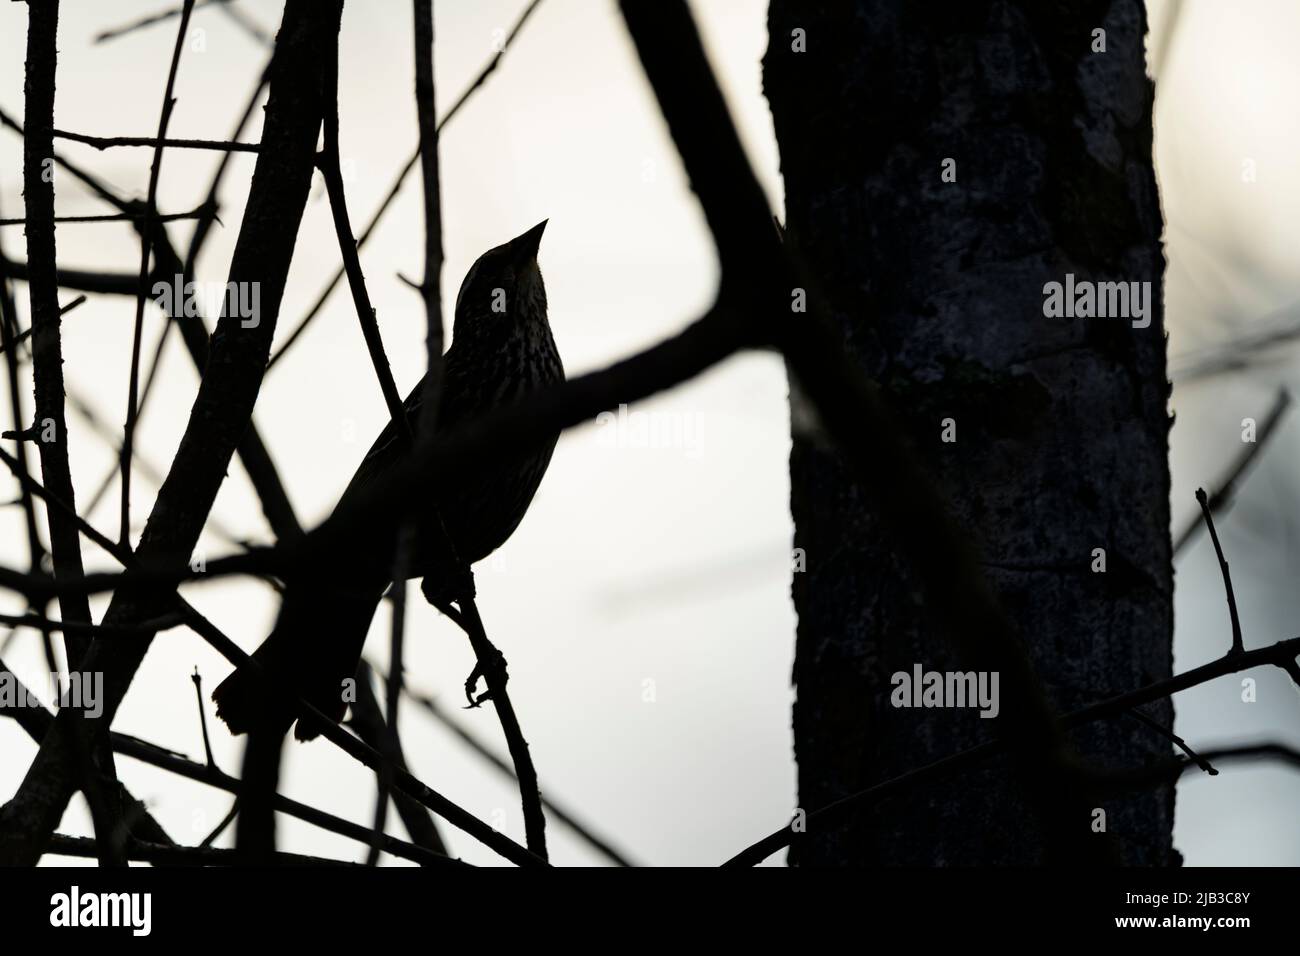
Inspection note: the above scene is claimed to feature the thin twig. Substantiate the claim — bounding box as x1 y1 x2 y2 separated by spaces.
0 224 59 689
362 0 450 867
313 27 407 864
266 0 546 372
3 96 302 542
402 677 637 866
0 611 184 637
1172 300 1300 383
446 595 548 858
191 668 216 767
0 446 509 866
0 214 47 580
413 0 445 415
3 64 296 550
731 741 1300 870
2 0 1109 869
0 657 180 852
122 0 196 548
1196 487 1244 655
350 661 447 857
0 254 142 295
214 1 273 46
185 601 546 866
185 49 274 273
1124 708 1217 775
0 320 742 604
54 129 259 152
1173 388 1290 556
49 833 358 867
0 0 334 866
0 207 208 226
198 801 238 848
0 296 81 357
94 0 227 44
367 532 411 865
723 634 1300 866
317 41 411 441
435 0 547 139
1 663 455 866
19 0 124 866
1094 742 1300 792
64 380 249 550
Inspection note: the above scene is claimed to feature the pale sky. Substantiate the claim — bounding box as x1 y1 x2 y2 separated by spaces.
0 0 1296 866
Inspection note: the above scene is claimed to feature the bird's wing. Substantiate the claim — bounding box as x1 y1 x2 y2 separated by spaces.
337 350 476 503
339 378 427 502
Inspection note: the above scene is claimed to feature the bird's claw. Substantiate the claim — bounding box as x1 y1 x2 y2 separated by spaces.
463 647 508 708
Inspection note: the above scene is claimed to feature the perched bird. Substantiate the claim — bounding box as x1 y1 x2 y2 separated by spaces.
213 220 563 740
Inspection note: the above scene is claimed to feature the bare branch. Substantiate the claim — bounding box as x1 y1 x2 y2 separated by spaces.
191 669 216 767
723 634 1300 866
1094 742 1300 792
1 100 302 543
431 589 549 858
185 603 547 866
1124 708 1217 775
0 220 47 578
185 49 275 273
0 658 177 852
413 0 445 399
402 676 637 866
19 0 125 866
121 0 197 548
0 612 184 638
266 0 546 372
624 0 1100 862
0 0 340 866
213 1 273 46
54 129 259 153
1173 388 1290 556
0 450 494 866
350 662 447 857
0 206 209 226
2 658 456 866
49 833 357 866
1196 487 1244 656
198 801 237 848
318 43 411 441
0 254 143 296
94 0 234 44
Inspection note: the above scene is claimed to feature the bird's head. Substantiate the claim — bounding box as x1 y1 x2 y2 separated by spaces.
453 220 549 337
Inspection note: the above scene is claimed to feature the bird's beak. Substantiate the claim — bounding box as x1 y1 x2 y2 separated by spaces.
511 219 548 266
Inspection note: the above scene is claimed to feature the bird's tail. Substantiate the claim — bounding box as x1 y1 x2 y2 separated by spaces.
213 583 384 741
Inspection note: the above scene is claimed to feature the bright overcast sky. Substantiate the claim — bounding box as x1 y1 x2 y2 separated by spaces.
0 0 1297 866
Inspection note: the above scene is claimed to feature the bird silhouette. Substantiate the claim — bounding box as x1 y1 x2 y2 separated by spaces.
213 220 563 740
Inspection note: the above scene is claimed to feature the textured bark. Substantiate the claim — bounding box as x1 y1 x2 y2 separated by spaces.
21 0 128 866
22 1 94 657
767 0 1175 864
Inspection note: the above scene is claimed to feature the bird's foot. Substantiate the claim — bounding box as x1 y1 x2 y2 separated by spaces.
420 562 476 604
464 645 508 708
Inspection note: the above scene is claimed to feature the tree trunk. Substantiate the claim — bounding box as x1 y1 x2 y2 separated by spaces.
767 0 1175 865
